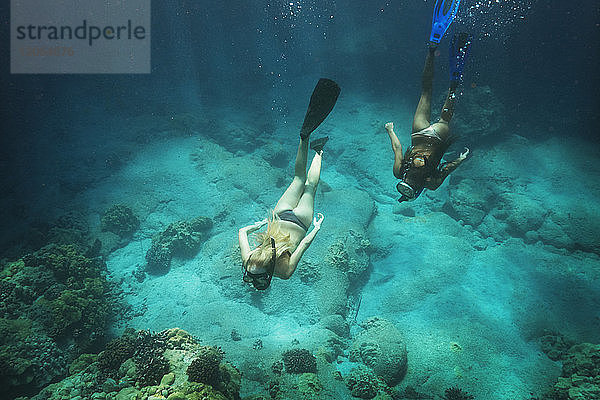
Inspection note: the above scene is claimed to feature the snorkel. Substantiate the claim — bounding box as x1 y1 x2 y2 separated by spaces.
242 237 277 290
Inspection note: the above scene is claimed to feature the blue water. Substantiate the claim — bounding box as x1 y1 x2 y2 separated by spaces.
1 1 599 399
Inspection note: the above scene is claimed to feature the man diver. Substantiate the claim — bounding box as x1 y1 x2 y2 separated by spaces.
385 0 471 203
238 79 340 290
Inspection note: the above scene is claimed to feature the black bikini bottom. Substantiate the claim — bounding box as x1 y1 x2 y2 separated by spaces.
278 210 309 231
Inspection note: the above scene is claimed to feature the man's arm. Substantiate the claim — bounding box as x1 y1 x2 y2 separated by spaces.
425 148 470 190
238 218 268 262
278 213 323 279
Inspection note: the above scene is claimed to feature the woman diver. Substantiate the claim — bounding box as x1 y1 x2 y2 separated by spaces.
238 79 340 290
384 11 472 203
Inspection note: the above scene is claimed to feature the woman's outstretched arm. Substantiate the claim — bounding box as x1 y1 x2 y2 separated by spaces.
385 122 404 179
238 218 268 261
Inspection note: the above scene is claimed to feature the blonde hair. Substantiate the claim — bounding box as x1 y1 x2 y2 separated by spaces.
248 211 294 268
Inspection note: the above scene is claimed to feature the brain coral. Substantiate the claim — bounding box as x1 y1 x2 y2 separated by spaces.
349 317 407 386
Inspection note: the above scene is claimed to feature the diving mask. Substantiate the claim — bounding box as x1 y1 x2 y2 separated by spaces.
242 237 277 290
396 181 424 202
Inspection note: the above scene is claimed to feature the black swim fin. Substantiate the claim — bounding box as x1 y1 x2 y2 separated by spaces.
300 78 341 140
310 137 329 153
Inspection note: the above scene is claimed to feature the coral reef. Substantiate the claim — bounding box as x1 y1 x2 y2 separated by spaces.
68 353 97 375
96 328 138 378
100 204 140 237
544 342 600 399
561 343 600 378
26 328 241 400
162 326 198 349
297 373 323 399
267 379 282 399
345 365 386 399
43 284 109 340
349 317 407 386
259 361 343 400
271 360 284 375
539 332 575 362
442 386 475 400
186 346 225 386
25 244 112 344
0 243 118 398
23 211 92 255
282 348 317 374
297 260 321 283
322 333 349 363
24 243 103 284
146 216 213 274
0 327 66 396
130 329 170 387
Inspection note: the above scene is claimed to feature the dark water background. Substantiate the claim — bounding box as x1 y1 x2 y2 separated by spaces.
0 0 598 251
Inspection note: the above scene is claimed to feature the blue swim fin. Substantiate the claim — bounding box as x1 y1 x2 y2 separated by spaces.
429 0 461 44
449 32 472 85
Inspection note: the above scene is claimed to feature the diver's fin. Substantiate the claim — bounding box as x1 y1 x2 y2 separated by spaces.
449 32 472 85
300 78 341 140
429 0 461 44
310 137 329 153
